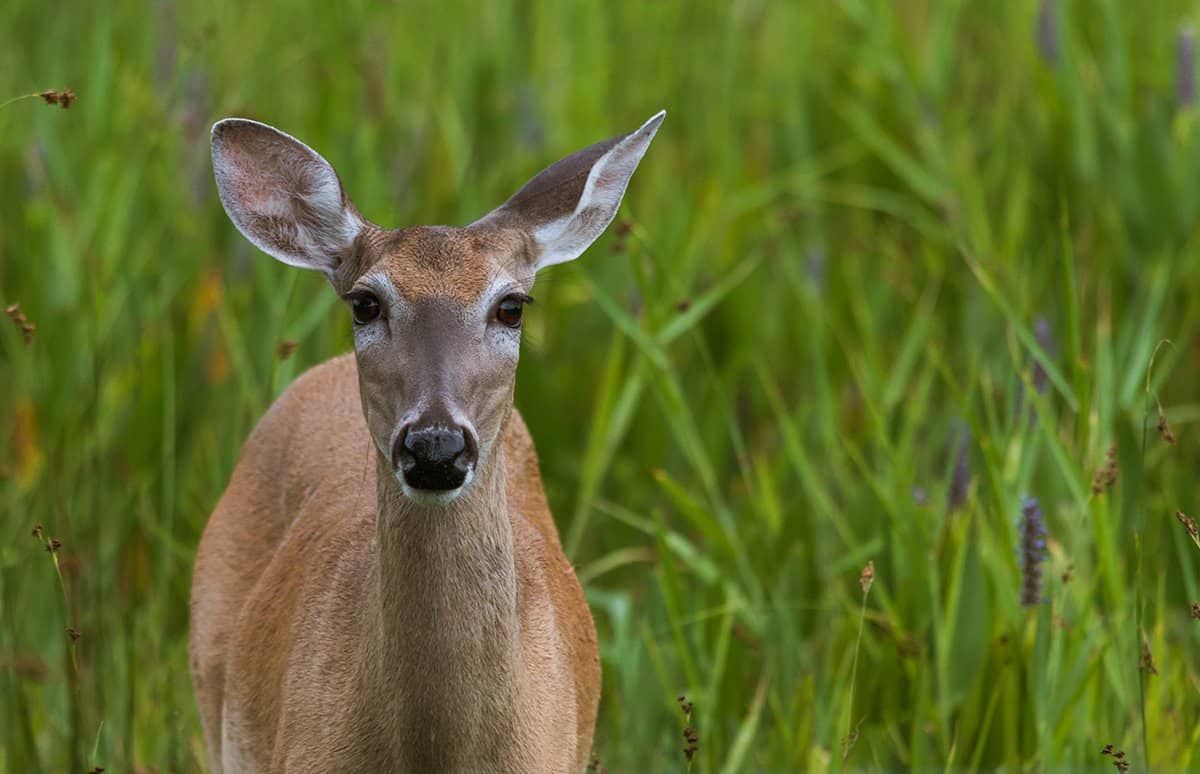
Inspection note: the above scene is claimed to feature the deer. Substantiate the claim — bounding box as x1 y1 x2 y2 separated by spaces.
188 109 665 773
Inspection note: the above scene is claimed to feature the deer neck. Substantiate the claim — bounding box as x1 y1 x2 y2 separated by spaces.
364 441 527 767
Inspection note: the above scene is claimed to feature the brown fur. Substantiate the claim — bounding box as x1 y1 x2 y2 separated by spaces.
336 225 537 300
189 354 600 772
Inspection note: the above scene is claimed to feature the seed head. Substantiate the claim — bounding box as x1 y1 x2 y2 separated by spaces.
1177 511 1200 546
859 560 875 596
1139 638 1158 676
38 88 76 109
1158 414 1177 445
1091 445 1118 495
1101 745 1130 772
841 717 865 763
5 303 35 344
609 218 633 254
276 340 297 360
676 696 699 764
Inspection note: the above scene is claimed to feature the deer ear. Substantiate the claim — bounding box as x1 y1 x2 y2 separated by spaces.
476 110 665 270
211 119 365 275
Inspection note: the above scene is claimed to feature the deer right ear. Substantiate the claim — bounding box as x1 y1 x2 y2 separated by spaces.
475 111 665 271
211 119 366 275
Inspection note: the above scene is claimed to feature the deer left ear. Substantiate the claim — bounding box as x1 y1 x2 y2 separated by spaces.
475 110 665 270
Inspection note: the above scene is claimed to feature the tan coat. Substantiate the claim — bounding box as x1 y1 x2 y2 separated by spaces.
189 354 600 772
189 110 663 772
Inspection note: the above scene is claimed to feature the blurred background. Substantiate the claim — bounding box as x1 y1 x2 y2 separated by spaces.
4 0 1200 770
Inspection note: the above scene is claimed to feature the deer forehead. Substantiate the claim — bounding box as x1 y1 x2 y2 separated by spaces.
362 225 534 305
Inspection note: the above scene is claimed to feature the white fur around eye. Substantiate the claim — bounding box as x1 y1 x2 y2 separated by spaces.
353 319 386 350
351 273 402 350
486 323 522 361
478 276 527 360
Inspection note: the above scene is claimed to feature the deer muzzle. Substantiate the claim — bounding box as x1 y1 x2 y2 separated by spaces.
394 422 478 492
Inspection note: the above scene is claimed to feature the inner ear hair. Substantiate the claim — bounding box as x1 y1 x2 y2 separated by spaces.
211 118 370 277
472 110 665 271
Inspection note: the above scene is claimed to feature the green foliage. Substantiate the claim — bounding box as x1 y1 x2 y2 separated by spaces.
3 0 1200 770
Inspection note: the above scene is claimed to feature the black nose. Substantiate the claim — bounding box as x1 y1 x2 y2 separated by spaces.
395 424 475 491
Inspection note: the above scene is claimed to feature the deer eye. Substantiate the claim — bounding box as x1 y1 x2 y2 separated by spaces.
495 296 527 328
350 293 381 325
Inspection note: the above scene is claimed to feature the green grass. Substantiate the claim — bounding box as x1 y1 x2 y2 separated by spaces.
3 0 1200 770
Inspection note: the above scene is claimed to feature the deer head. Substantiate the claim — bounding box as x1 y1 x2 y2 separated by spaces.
211 111 664 504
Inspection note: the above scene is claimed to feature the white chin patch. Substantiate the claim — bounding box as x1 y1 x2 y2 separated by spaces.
395 468 474 506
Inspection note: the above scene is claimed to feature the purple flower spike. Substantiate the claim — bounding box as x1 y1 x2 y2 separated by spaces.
1036 0 1060 66
1019 497 1048 606
947 424 972 510
1178 28 1195 110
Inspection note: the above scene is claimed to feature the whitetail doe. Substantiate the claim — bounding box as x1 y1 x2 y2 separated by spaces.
188 111 664 773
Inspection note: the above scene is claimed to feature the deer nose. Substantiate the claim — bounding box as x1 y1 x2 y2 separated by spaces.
394 424 476 491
